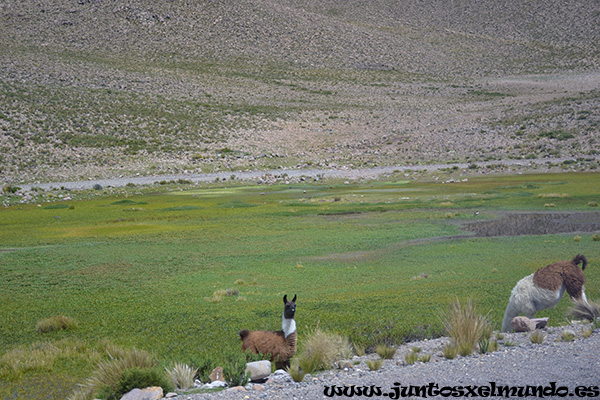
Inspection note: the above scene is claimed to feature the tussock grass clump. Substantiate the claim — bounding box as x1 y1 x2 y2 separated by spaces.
205 288 240 303
100 367 173 400
166 362 198 390
442 343 458 359
286 363 306 382
1 339 96 381
561 330 576 342
36 315 78 333
68 347 156 400
582 327 593 338
353 343 366 357
367 358 383 371
298 353 321 374
530 330 545 344
375 344 396 360
297 328 352 372
1 342 60 379
404 351 418 365
568 299 600 322
441 298 490 357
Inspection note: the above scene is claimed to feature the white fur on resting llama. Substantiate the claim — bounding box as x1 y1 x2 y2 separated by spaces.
501 254 589 332
239 294 297 370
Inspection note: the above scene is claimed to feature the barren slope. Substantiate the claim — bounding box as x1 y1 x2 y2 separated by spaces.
1 0 599 183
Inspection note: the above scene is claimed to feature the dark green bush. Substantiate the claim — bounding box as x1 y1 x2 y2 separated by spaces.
2 184 20 194
221 349 250 387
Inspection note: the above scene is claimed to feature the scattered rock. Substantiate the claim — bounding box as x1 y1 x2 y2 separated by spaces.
511 316 537 332
119 386 163 400
209 366 224 382
532 317 549 329
245 360 271 382
200 380 227 390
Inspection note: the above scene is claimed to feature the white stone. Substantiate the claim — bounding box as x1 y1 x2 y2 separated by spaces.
245 360 271 381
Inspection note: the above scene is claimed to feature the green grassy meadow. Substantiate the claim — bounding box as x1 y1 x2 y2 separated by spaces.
1 172 600 399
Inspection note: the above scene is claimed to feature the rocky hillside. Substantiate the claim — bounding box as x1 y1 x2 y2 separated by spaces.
1 0 600 183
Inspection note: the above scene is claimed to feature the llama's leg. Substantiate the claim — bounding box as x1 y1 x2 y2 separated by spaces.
275 359 290 370
501 300 520 332
581 286 589 304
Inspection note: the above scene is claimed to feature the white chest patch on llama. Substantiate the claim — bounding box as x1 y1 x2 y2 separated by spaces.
282 314 296 337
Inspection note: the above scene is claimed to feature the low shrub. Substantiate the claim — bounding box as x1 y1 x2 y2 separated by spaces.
2 184 20 194
221 349 250 387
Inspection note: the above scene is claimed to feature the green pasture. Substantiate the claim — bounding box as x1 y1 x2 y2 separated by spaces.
1 172 600 399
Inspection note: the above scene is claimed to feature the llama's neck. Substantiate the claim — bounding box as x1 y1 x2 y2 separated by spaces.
282 313 296 338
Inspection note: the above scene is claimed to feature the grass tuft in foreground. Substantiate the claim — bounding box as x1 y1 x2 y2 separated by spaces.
296 328 353 373
441 298 491 357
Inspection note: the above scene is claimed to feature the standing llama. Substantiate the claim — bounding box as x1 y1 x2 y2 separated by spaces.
239 294 297 370
501 254 589 332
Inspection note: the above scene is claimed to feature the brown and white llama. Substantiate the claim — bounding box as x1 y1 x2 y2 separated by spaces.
501 254 589 332
239 294 297 370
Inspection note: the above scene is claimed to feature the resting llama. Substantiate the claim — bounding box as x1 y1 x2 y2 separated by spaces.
239 294 297 369
501 254 589 332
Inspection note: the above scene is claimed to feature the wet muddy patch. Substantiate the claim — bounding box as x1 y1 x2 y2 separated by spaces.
308 212 600 263
463 212 600 237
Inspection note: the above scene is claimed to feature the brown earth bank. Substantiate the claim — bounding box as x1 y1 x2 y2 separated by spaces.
1 1 599 184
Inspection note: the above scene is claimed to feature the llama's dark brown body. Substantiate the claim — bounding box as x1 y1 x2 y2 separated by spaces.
533 254 587 299
239 294 297 370
240 329 297 370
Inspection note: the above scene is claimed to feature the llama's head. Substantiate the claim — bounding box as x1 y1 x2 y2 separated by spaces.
283 294 297 319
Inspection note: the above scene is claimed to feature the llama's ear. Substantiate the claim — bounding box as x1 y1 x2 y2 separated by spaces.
292 294 297 303
283 294 288 304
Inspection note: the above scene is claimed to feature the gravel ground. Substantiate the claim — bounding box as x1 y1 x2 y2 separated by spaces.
171 322 599 400
15 156 600 192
